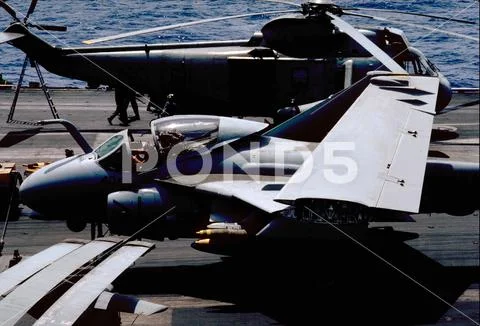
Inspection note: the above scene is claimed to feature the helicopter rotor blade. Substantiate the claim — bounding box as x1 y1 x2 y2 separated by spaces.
344 7 476 25
0 0 19 22
388 20 479 43
343 11 479 42
259 0 301 7
83 9 299 45
29 23 67 32
24 0 38 22
326 11 407 74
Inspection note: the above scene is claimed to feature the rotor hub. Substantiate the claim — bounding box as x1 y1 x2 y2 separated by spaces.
307 0 334 4
302 1 343 17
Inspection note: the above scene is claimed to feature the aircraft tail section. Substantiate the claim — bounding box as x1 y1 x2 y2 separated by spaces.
2 22 57 61
0 31 24 44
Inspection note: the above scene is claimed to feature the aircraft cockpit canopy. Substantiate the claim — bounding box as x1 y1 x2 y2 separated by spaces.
151 116 219 154
94 130 129 171
94 134 125 159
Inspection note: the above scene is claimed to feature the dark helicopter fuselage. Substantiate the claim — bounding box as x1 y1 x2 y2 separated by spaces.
5 14 451 115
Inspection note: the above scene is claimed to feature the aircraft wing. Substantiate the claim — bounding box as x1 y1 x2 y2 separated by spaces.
0 239 88 296
35 240 158 325
0 238 163 326
275 74 439 213
196 180 289 213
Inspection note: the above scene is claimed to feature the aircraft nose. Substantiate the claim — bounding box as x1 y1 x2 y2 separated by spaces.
19 155 106 218
20 168 44 202
19 165 57 215
436 74 452 113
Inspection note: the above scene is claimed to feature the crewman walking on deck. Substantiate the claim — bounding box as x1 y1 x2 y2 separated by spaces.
128 90 140 121
108 86 130 126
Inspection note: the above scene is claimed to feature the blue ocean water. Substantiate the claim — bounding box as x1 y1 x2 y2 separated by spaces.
0 0 478 88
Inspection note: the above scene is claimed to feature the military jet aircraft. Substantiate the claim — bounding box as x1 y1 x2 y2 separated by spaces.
18 14 478 254
1 0 467 119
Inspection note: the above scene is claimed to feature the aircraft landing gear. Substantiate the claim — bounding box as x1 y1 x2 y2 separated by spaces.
66 217 105 240
66 218 87 233
90 222 104 240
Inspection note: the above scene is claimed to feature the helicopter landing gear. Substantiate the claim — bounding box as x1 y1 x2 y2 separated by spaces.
66 217 105 240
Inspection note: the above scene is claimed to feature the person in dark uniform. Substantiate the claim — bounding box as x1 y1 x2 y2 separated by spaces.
128 90 140 121
163 93 177 115
108 86 130 126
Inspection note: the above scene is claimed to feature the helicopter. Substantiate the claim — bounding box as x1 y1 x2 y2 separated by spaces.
1 0 473 120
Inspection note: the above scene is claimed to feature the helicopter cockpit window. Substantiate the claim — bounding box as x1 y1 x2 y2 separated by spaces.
94 133 128 171
425 57 440 73
401 47 436 77
151 117 219 156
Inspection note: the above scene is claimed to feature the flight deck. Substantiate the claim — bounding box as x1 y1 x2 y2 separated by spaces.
0 88 478 325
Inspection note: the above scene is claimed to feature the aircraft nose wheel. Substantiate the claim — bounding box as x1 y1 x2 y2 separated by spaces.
66 218 106 239
66 218 87 233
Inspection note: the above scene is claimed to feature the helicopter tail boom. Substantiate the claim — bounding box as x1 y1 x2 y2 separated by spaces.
3 22 57 62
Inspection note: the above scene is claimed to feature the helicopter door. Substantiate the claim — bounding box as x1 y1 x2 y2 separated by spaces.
228 57 276 116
